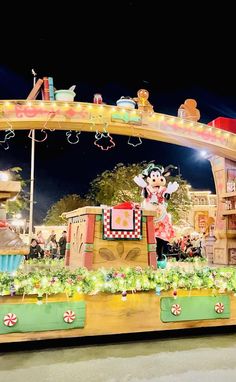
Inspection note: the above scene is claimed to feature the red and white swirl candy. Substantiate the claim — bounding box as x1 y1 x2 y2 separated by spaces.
4 313 18 327
171 304 182 316
63 310 76 323
215 302 224 314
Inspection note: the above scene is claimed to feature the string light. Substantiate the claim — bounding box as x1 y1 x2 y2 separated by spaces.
0 101 235 158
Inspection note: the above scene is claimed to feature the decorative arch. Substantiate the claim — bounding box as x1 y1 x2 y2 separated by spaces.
1 100 236 264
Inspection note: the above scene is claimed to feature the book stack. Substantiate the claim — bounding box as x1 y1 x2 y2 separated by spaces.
42 77 55 100
48 77 55 100
27 77 55 100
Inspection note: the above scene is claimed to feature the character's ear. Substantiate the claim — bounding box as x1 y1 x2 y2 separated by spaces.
163 171 170 177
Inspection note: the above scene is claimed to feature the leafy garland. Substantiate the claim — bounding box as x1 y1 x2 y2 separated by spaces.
168 257 208 263
1 264 236 297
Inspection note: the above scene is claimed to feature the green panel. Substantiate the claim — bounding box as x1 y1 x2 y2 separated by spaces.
160 296 230 322
111 112 142 124
0 301 86 334
84 243 93 252
66 243 71 250
142 216 147 223
96 215 102 221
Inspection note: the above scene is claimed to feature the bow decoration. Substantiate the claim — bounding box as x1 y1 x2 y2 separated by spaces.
141 163 164 177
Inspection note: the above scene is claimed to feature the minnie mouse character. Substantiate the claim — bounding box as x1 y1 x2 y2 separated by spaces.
134 163 179 261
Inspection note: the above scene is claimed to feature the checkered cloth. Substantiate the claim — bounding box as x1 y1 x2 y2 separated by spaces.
103 209 142 239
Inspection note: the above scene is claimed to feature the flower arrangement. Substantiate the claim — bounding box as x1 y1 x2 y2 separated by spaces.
0 265 236 298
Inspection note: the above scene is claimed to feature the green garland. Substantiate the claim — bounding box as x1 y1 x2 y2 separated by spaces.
1 264 236 297
168 257 208 263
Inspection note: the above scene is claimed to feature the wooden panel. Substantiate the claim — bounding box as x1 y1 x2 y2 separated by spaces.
0 181 21 193
82 252 93 269
0 192 11 200
85 215 95 243
148 252 157 268
67 215 96 268
146 216 156 244
64 207 156 219
229 248 236 264
213 247 229 264
222 209 236 215
1 289 236 343
92 221 149 269
221 191 236 198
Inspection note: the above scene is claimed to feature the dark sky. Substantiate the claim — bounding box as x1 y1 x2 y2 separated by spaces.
1 3 236 224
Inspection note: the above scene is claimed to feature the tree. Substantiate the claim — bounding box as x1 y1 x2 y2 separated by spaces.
166 175 192 224
44 194 91 225
5 167 29 218
88 162 192 225
88 162 148 206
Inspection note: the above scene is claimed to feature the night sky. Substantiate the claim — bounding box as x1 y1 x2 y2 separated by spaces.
1 3 236 224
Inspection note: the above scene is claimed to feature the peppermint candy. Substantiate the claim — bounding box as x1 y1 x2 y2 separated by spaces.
171 304 182 316
4 313 17 327
63 310 76 323
215 302 224 314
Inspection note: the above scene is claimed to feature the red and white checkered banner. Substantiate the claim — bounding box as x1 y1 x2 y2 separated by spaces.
103 209 142 240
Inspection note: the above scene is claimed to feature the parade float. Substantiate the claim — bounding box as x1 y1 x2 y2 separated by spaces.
0 83 236 344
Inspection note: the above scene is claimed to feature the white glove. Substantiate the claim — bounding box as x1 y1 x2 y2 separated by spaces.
165 181 179 194
134 175 147 188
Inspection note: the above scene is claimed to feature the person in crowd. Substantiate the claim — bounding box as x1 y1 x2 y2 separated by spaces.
46 230 56 245
36 230 45 250
47 234 58 258
26 238 44 260
58 230 67 258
